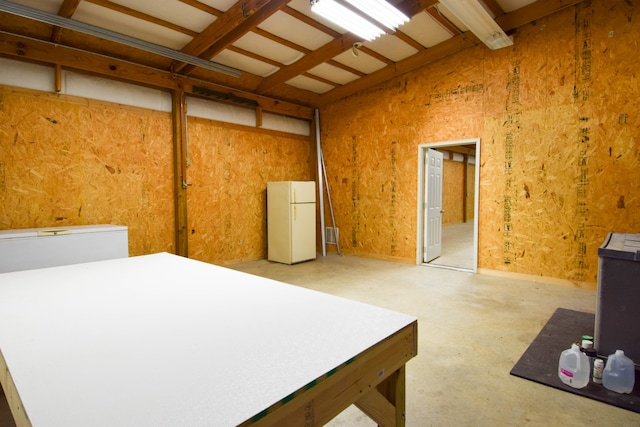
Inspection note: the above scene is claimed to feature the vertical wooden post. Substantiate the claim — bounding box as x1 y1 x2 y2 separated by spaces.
172 89 189 257
255 107 263 128
54 64 62 93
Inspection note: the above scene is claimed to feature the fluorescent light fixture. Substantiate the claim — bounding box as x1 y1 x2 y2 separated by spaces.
438 0 513 50
344 0 409 31
0 0 242 77
310 0 409 42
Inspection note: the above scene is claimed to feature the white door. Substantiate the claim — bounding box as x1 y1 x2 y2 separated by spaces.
424 149 443 263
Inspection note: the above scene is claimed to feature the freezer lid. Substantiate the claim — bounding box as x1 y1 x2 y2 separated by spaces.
598 232 640 261
0 225 127 240
290 181 316 204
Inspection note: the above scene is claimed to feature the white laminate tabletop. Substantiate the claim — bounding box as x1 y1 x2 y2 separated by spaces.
0 253 416 427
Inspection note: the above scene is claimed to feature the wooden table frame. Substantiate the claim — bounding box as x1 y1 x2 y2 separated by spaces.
243 322 418 426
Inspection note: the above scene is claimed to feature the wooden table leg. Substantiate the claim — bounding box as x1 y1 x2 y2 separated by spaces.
0 350 30 427
355 365 406 427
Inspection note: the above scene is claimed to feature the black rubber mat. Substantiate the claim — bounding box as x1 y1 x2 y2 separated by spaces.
510 308 640 413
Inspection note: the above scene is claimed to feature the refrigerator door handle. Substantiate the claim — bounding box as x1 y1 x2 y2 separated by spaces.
294 205 297 220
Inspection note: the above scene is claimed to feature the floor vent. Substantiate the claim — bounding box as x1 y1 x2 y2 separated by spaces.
325 227 339 245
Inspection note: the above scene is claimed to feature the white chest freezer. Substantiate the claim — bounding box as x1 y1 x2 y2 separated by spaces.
0 224 128 273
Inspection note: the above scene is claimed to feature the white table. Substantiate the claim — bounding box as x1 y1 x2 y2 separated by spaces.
0 253 417 426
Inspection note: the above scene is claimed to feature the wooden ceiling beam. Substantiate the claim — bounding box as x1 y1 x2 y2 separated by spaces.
359 45 395 65
426 7 461 35
85 0 198 37
316 33 476 105
302 72 339 88
396 0 439 17
175 0 288 74
481 0 506 18
252 27 366 78
227 45 281 68
51 0 82 42
252 27 310 54
328 59 366 78
179 0 265 56
316 0 588 105
255 32 361 94
254 0 437 95
495 0 585 30
178 0 222 17
394 31 426 52
282 5 341 37
0 31 314 120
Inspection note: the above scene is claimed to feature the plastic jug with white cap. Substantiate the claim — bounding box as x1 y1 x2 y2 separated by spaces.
558 343 590 389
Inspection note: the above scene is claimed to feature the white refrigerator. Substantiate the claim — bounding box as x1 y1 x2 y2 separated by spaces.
267 181 316 264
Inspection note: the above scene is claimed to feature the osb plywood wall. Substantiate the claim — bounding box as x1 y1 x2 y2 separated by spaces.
467 163 476 222
320 1 640 284
186 117 313 265
442 158 464 225
0 86 174 256
0 87 314 265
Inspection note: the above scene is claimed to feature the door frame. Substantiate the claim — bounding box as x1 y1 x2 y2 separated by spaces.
416 138 481 273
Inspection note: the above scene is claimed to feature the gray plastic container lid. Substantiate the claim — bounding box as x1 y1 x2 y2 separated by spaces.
598 232 640 261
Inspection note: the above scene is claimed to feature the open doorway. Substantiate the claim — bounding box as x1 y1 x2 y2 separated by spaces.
416 139 480 272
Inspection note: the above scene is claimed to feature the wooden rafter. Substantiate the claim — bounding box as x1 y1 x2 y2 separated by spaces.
174 0 289 74
84 0 198 37
396 0 440 16
427 7 461 35
393 31 425 52
360 45 395 65
255 0 437 95
252 27 366 78
256 32 361 94
302 71 339 88
316 0 587 105
51 0 82 42
328 60 366 77
178 0 222 17
495 0 580 30
481 0 506 18
282 5 341 37
1 0 589 110
316 33 477 106
0 31 314 119
227 45 281 68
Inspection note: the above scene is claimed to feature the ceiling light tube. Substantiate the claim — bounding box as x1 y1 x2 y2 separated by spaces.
344 0 409 31
438 0 513 50
311 0 385 41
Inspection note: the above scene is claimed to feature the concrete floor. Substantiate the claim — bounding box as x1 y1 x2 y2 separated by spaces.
429 221 475 270
231 254 640 426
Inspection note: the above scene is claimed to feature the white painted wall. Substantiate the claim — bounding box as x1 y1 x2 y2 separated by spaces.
186 95 255 127
0 57 310 136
